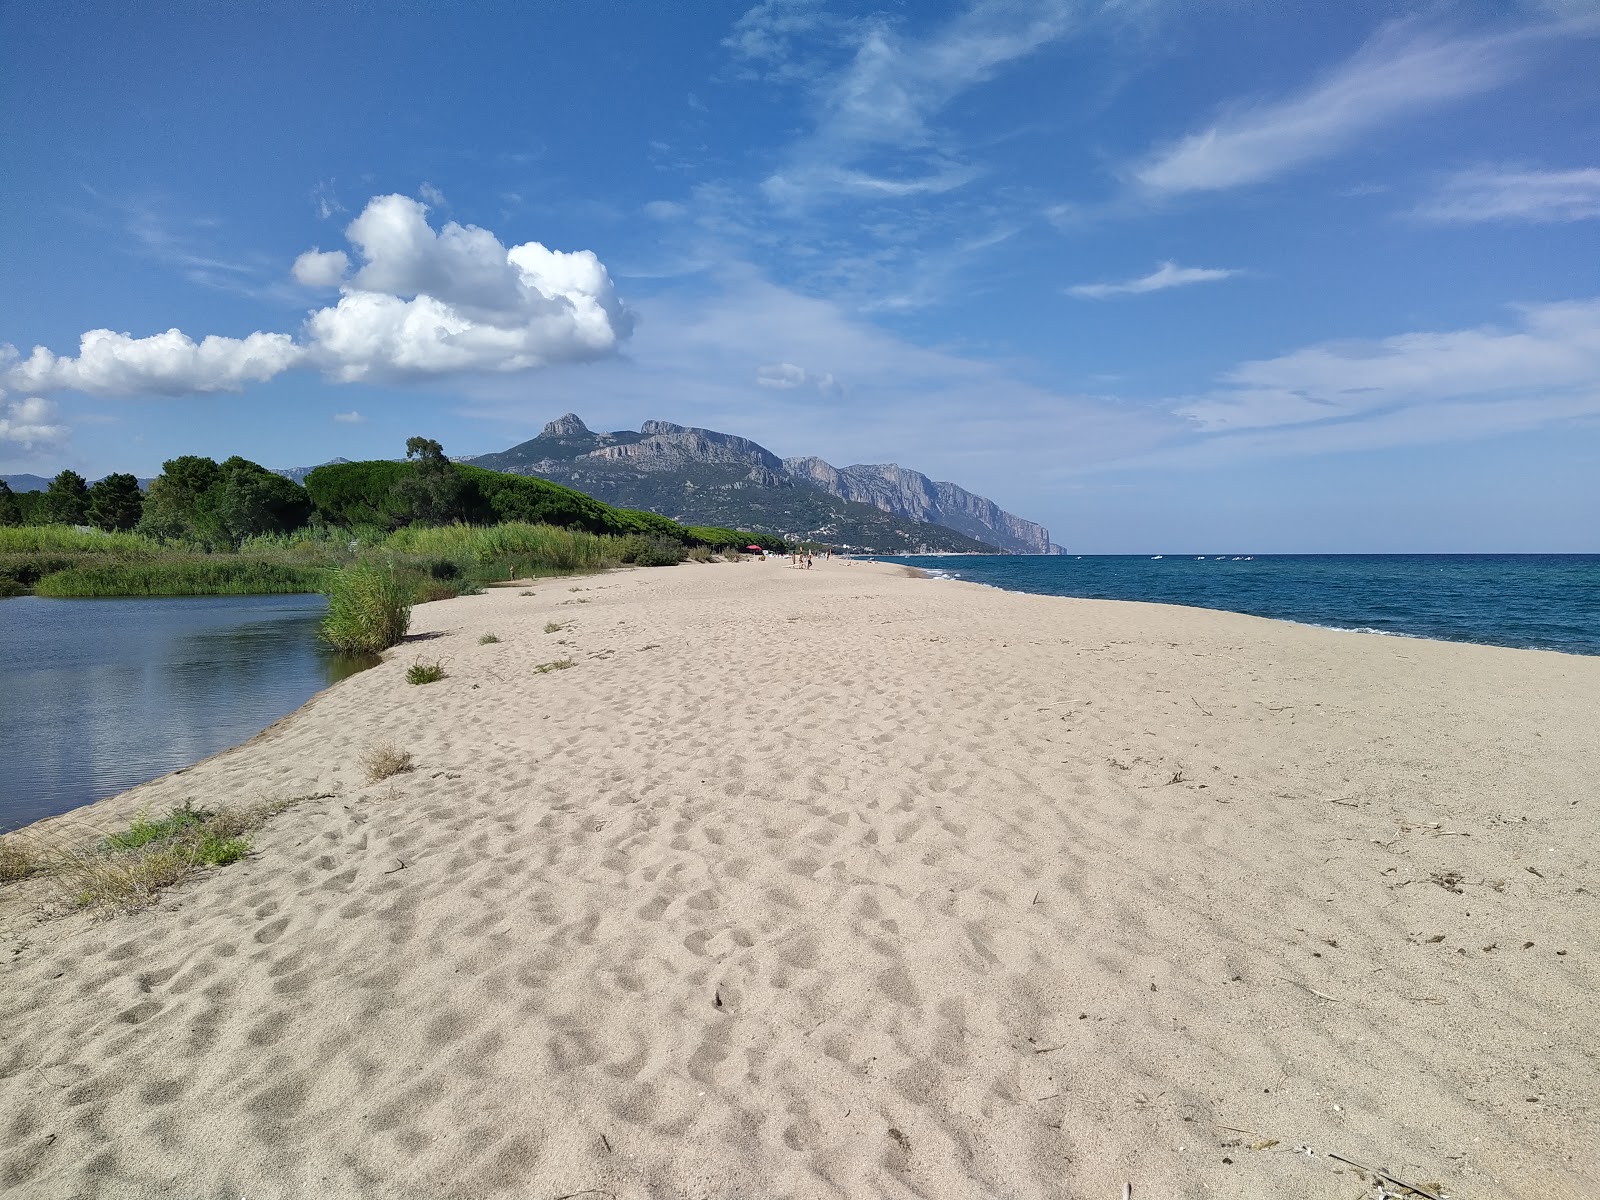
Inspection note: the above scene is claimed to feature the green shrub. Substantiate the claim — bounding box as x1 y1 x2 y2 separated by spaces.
478 633 500 644
322 563 413 653
406 658 446 685
105 803 212 851
633 538 686 567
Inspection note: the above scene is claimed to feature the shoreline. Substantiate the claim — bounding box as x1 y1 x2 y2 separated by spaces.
2 558 1597 1198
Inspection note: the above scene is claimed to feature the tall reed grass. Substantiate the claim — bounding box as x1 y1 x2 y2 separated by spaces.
0 526 167 556
321 563 413 653
381 521 623 572
34 558 331 597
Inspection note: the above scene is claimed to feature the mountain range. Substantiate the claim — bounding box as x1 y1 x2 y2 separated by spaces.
465 415 1062 554
8 417 1062 554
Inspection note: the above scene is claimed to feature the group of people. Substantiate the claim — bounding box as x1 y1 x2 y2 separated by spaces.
757 548 831 570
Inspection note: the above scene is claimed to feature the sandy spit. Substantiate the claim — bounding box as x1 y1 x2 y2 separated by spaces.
1 559 1596 1199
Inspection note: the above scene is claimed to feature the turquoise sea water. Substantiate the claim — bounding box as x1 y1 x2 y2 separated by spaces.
881 554 1600 657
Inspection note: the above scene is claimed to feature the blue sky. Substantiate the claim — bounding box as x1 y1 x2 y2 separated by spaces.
2 0 1597 552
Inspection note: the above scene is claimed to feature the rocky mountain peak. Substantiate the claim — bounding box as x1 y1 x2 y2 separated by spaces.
639 420 685 437
542 413 590 438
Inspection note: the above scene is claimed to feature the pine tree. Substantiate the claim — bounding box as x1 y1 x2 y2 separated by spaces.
43 469 91 525
87 472 145 531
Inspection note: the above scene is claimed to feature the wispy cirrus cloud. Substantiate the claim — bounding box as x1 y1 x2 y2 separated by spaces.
1131 21 1524 197
1416 166 1600 223
754 0 1084 208
1069 260 1238 299
1174 298 1600 434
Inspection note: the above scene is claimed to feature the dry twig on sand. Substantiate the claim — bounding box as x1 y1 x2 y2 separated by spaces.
1325 1152 1445 1200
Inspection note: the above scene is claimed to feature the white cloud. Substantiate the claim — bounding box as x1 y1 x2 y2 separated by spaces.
5 328 303 397
1132 22 1520 197
1069 261 1238 299
333 410 366 424
311 180 345 221
643 200 687 220
1175 298 1600 433
724 0 837 81
292 248 350 287
1416 166 1600 223
304 194 634 382
759 0 1080 206
0 395 69 451
418 182 448 208
756 361 842 394
4 194 634 396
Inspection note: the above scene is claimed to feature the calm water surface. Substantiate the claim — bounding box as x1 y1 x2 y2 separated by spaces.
883 554 1600 656
1 594 370 831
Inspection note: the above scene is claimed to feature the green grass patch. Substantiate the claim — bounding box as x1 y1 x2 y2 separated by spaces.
478 633 500 644
104 803 212 851
29 795 327 912
406 658 447 684
533 658 576 674
544 621 568 633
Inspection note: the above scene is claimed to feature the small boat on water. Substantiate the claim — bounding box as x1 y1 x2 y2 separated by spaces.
1151 555 1163 560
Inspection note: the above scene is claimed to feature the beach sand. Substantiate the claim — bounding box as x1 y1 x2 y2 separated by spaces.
1 559 1596 1199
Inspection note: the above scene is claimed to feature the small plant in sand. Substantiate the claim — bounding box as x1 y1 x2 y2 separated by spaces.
478 633 501 644
360 741 414 783
533 658 576 674
0 834 45 884
544 621 569 633
406 658 447 685
62 797 313 912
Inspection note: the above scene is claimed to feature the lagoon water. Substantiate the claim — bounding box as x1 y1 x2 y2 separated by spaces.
0 593 367 831
887 553 1600 657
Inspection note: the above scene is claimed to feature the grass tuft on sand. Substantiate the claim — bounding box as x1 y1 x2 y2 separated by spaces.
405 658 447 685
360 741 414 782
0 834 45 883
533 658 576 674
2 796 325 913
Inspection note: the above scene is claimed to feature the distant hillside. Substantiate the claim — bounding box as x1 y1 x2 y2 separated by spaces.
3 473 153 492
470 414 1057 553
0 474 51 493
274 457 352 485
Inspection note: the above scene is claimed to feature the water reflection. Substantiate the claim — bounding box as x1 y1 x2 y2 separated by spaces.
0 594 372 831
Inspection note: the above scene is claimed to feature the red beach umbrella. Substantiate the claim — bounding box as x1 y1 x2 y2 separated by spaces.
745 544 763 551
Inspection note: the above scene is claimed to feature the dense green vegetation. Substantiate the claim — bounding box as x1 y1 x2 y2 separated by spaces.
35 559 328 598
321 563 414 654
2 438 782 602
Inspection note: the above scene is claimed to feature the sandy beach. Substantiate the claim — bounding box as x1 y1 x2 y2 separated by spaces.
1 558 1596 1200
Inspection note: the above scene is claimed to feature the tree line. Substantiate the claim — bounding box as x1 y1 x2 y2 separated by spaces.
0 437 788 552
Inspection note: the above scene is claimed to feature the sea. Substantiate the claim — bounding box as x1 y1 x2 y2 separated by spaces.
878 554 1600 657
